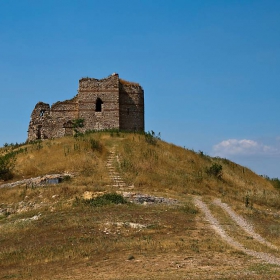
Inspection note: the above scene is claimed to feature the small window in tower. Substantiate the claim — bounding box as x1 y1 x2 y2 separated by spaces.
96 98 103 112
40 110 45 117
127 108 130 115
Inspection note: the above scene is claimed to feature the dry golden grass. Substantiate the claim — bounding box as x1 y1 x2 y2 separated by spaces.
208 199 280 255
119 78 140 86
1 131 280 279
13 137 106 178
114 133 278 204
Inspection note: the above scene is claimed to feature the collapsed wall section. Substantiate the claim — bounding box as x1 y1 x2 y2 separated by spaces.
28 102 51 141
27 97 78 141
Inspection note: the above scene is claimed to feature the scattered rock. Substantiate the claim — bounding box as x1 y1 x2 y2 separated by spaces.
121 192 178 205
127 255 135 260
82 191 94 200
0 173 75 189
17 213 41 223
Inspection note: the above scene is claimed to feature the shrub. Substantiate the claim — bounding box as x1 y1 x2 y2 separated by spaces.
0 152 16 181
73 118 84 137
181 203 198 214
145 130 161 145
206 163 223 179
73 118 84 128
263 176 280 190
81 193 127 207
89 139 102 152
270 178 280 190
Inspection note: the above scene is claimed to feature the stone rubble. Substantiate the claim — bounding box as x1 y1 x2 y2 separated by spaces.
0 173 75 189
121 192 178 205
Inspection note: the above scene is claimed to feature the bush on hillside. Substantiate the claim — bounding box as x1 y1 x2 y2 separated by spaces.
0 152 16 181
89 138 102 152
206 163 223 179
145 130 161 145
263 175 280 190
79 193 127 207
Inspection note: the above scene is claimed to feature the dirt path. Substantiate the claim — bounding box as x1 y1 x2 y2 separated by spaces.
194 196 280 266
213 198 278 250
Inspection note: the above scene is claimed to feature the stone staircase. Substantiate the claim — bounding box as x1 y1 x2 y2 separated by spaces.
106 147 126 188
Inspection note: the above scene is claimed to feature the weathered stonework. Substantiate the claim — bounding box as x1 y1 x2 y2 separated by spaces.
28 73 144 141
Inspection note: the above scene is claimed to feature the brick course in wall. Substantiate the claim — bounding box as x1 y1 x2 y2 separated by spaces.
27 74 144 141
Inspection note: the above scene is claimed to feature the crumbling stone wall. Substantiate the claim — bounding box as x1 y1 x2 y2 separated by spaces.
78 74 120 131
119 81 144 131
27 74 144 141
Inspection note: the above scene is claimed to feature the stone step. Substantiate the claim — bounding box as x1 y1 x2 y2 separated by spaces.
112 180 125 184
110 177 124 180
112 184 126 187
106 147 127 188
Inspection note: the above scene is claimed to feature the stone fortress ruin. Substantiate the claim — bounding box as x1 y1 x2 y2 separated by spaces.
28 73 144 141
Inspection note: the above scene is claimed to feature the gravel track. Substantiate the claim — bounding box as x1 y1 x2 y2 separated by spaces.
194 196 280 266
213 198 278 250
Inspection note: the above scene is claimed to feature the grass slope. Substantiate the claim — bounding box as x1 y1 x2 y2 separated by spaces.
0 131 280 279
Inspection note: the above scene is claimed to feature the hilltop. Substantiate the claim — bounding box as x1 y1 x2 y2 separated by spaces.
1 131 280 279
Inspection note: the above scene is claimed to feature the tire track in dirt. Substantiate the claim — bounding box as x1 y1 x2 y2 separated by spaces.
213 198 278 251
194 196 280 266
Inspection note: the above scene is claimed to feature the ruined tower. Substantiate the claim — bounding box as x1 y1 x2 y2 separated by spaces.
27 73 144 141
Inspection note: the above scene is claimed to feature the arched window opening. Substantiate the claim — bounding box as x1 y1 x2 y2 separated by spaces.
96 98 103 112
40 110 45 117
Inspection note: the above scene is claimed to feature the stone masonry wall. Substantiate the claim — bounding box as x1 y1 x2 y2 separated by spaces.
50 97 78 138
27 74 144 141
78 74 120 131
28 102 51 141
28 97 78 141
119 81 144 131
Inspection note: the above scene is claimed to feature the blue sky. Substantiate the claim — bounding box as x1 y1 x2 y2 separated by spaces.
0 0 279 178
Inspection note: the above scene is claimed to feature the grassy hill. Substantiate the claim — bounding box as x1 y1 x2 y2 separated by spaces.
0 131 280 279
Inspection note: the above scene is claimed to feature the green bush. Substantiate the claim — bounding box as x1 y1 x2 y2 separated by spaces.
73 118 84 137
81 193 127 207
263 175 280 190
145 130 161 145
270 178 280 190
89 138 102 152
73 118 84 128
206 163 223 179
181 203 198 214
0 152 16 181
